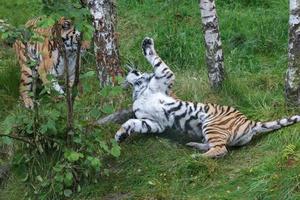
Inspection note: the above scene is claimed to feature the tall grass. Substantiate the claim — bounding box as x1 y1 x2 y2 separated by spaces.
0 47 20 119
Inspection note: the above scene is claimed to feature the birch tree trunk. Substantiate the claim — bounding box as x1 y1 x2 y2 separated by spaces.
199 0 225 88
285 0 300 106
87 0 123 87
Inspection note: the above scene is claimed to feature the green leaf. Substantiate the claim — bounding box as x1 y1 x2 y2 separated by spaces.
77 184 81 192
73 136 82 144
46 120 57 134
64 171 73 187
2 115 16 135
102 105 115 114
109 86 123 96
53 164 63 172
38 17 56 28
110 140 121 157
1 32 9 40
64 189 72 197
54 174 64 183
64 151 84 162
2 137 12 145
36 175 43 182
80 71 95 79
91 157 102 169
99 141 109 152
99 86 111 97
116 76 124 84
90 107 101 118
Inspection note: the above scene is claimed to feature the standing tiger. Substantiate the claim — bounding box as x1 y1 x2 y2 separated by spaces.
13 17 90 108
115 37 300 158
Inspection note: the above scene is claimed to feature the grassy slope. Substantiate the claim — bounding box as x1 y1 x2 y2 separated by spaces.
1 0 300 199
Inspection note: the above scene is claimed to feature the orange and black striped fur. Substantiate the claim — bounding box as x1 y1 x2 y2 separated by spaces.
14 17 90 108
115 37 300 158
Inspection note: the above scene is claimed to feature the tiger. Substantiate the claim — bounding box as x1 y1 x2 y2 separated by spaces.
13 17 90 109
114 37 300 158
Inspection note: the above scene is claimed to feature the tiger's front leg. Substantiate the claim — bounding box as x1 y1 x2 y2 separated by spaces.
142 37 175 95
115 119 165 142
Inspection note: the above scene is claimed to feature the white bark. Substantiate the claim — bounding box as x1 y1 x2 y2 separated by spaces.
199 0 224 88
285 0 300 105
87 0 122 87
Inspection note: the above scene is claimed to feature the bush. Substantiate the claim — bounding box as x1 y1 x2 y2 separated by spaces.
1 69 123 199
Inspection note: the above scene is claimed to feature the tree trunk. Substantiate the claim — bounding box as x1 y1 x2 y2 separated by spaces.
285 0 300 106
87 0 123 87
199 0 225 88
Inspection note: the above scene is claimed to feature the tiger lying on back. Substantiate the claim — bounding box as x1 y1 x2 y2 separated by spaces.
14 17 90 108
115 37 300 158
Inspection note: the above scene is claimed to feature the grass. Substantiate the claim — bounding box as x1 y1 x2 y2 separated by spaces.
1 0 300 199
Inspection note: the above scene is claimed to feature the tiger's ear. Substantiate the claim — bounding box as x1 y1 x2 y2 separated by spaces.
57 17 67 24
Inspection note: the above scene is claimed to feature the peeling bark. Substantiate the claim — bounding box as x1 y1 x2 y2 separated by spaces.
87 0 123 87
199 0 225 88
285 0 300 106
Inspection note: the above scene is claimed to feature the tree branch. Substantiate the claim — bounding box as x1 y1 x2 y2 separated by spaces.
0 134 34 146
72 33 82 103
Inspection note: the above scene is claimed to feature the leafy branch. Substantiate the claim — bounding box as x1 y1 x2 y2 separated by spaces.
0 133 34 146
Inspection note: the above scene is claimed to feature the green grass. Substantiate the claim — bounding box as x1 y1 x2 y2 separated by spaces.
2 0 300 199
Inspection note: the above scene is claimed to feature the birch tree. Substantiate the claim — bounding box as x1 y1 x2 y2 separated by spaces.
199 0 225 88
87 0 123 87
285 0 300 105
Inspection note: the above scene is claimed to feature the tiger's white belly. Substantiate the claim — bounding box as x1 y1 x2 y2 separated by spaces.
133 92 175 127
133 92 203 138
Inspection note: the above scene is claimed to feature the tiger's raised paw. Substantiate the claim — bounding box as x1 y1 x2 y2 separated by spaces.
142 37 155 56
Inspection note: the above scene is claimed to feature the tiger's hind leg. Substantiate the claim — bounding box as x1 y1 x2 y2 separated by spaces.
14 41 34 109
201 130 229 158
202 145 228 158
20 71 34 109
186 142 210 152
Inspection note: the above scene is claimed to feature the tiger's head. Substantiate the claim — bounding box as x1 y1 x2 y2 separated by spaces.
56 18 90 53
124 68 153 100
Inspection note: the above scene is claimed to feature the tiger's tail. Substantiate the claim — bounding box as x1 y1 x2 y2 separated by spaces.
253 115 300 134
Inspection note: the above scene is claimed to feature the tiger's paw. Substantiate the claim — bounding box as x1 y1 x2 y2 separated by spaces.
115 127 129 143
24 98 34 109
142 37 155 56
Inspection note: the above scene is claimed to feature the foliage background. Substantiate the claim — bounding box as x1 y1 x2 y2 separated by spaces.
1 0 300 199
